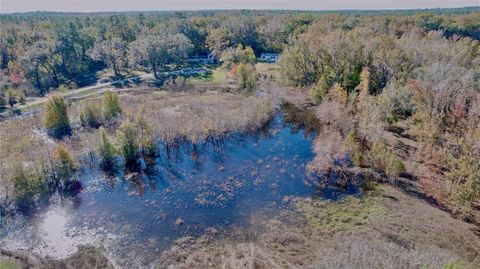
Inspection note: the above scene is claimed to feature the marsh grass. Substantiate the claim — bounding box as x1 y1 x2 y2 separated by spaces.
297 195 387 233
0 90 276 213
120 91 274 144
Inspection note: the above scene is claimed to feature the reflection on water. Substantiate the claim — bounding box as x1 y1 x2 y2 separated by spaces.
1 108 360 268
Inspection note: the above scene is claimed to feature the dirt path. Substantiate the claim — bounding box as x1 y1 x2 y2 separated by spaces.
24 74 152 108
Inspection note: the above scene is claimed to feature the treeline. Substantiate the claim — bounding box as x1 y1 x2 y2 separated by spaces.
0 11 314 98
279 13 479 207
1 9 479 99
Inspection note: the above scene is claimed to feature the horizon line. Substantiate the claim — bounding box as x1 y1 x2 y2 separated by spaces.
1 6 479 15
1 0 479 14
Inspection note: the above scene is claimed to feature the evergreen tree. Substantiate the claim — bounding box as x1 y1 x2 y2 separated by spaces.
44 95 71 138
116 119 139 167
309 72 330 104
80 101 102 128
52 144 77 182
98 127 117 171
103 91 122 122
11 163 47 206
137 114 158 157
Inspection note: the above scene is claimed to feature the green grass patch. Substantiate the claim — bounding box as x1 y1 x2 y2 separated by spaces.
0 260 19 269
189 68 227 84
298 194 387 233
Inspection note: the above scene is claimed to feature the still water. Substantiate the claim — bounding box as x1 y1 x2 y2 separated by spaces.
2 108 359 267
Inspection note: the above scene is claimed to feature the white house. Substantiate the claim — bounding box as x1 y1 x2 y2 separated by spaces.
260 53 280 62
186 52 216 64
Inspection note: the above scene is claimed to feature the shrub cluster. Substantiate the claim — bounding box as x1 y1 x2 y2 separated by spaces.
98 114 158 172
9 143 77 207
44 95 71 138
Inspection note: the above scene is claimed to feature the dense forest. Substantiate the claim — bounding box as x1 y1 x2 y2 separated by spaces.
278 9 480 208
1 7 480 269
1 8 479 97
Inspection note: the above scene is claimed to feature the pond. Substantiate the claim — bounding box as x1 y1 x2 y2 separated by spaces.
1 106 361 268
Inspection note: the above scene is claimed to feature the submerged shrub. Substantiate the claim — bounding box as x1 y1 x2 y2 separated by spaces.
52 144 77 182
116 119 139 167
80 101 102 128
11 163 48 206
98 127 117 171
44 95 71 138
103 91 122 122
137 115 158 157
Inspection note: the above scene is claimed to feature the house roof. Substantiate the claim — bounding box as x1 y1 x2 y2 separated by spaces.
261 53 279 57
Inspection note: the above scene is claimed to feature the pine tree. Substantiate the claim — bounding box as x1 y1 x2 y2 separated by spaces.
103 91 122 122
52 144 77 182
309 73 330 104
116 119 139 167
80 101 102 128
45 95 71 138
98 127 117 171
137 114 157 157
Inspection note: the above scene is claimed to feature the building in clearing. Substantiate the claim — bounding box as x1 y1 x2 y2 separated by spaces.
260 53 280 62
186 52 216 64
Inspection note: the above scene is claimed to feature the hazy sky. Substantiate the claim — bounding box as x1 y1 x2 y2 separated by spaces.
1 0 479 13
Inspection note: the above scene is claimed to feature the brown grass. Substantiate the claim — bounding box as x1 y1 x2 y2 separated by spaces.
119 91 275 143
0 90 276 212
159 185 480 269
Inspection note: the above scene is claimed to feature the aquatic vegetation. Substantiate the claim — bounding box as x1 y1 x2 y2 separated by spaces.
52 144 77 183
116 119 139 167
298 194 387 233
10 162 48 206
98 127 118 171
